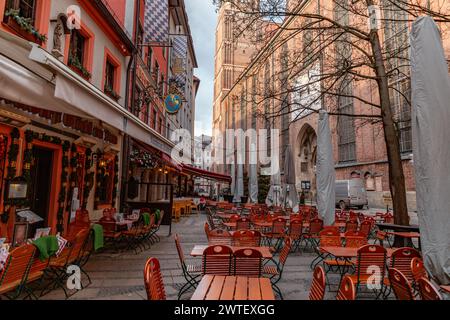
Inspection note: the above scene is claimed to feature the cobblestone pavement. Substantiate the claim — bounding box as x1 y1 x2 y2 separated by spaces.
42 213 382 300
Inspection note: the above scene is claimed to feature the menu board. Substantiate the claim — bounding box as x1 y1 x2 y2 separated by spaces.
16 209 44 224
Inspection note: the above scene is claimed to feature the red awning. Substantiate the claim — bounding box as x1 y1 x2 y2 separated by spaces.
181 164 232 183
162 153 182 172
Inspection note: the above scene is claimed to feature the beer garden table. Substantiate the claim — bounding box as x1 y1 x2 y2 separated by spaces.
190 245 273 259
191 275 275 300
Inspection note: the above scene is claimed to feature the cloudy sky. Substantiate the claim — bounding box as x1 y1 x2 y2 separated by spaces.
185 0 217 138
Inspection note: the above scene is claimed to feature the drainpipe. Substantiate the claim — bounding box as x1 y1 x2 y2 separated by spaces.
120 0 140 211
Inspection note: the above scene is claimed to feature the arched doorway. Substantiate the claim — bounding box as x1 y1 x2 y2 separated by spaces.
295 124 317 202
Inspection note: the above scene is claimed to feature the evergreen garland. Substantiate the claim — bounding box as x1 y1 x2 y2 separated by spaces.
111 155 119 206
82 148 94 209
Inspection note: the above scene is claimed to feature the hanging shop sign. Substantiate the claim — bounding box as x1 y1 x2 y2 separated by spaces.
164 94 182 114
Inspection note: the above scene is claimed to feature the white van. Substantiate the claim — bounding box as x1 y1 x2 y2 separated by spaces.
335 179 368 210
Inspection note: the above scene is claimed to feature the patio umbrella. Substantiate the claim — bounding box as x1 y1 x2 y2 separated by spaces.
233 146 244 203
410 16 450 285
230 162 235 202
249 143 259 203
282 145 299 213
233 163 244 203
316 110 335 226
265 164 282 207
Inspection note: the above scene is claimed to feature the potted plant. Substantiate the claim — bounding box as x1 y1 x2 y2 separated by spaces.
104 85 121 101
68 54 92 80
4 9 47 45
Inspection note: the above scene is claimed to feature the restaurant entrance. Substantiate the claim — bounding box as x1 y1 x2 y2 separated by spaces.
29 146 53 232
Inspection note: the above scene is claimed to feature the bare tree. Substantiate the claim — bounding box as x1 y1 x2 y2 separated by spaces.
214 0 450 229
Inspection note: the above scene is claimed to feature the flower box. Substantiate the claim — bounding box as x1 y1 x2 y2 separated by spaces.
69 64 91 81
3 15 43 45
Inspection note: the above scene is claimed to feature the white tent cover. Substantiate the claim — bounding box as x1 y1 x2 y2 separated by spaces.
316 110 335 226
411 16 450 285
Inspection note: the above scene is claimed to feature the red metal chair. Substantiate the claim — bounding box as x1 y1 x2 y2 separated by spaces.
349 211 358 221
375 230 392 248
204 222 211 237
315 229 347 272
262 237 292 300
389 268 415 300
202 245 233 275
344 236 368 248
233 248 263 277
232 230 261 247
0 244 36 299
417 277 442 300
300 218 324 250
174 234 201 299
347 244 387 299
309 266 326 300
208 229 232 246
40 229 90 298
345 220 358 233
288 218 303 251
336 275 356 300
144 257 166 300
384 213 394 224
344 230 368 248
235 217 251 230
411 257 428 284
98 216 122 251
389 247 421 283
358 220 372 238
263 217 287 249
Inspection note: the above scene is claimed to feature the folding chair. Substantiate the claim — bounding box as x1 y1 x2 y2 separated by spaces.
288 218 303 252
417 277 442 300
346 244 387 299
233 248 263 277
232 230 261 247
309 266 326 300
174 234 201 299
263 217 287 251
336 275 356 300
0 244 36 299
300 218 323 250
389 268 415 300
263 237 292 300
202 245 233 275
144 258 167 300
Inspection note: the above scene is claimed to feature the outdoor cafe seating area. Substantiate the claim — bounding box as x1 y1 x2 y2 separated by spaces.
0 206 168 300
2 198 448 300
143 201 447 300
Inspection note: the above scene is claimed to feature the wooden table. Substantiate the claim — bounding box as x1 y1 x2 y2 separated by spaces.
191 275 275 300
191 245 273 259
440 285 450 293
376 223 420 232
321 246 395 258
216 213 238 220
385 231 420 238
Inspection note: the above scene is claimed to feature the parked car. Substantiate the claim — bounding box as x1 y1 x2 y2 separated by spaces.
335 179 368 210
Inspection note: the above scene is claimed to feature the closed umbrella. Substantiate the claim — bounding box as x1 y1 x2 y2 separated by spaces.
411 16 450 285
249 143 259 203
282 145 299 213
316 110 335 226
233 162 244 203
266 165 282 207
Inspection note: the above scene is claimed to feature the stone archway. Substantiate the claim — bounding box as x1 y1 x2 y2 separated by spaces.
295 124 317 201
